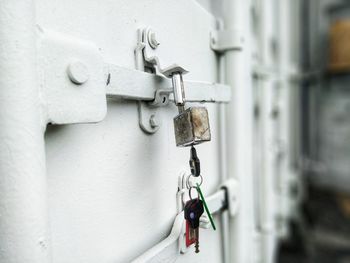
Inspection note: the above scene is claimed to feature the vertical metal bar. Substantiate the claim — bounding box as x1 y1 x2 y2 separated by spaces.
0 1 51 262
217 41 230 263
276 0 290 238
259 0 278 262
223 0 255 262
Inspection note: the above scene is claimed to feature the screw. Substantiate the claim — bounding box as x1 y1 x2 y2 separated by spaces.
148 30 160 49
67 61 89 85
149 114 159 128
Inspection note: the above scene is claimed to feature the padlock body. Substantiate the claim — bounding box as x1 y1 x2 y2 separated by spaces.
173 107 211 147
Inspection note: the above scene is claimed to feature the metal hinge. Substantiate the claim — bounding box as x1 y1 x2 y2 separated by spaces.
210 29 244 53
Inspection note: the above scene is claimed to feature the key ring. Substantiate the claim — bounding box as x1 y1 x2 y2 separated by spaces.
186 174 203 189
188 186 199 200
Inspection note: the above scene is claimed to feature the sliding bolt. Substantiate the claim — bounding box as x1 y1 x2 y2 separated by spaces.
171 73 186 113
162 66 188 113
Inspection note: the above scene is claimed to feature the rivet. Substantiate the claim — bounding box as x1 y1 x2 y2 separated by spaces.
67 61 89 85
150 114 160 128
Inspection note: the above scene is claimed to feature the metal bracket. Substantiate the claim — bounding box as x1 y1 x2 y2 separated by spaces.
134 27 186 134
134 28 165 134
210 29 244 53
137 102 161 134
252 65 279 81
141 27 189 76
131 174 234 262
38 28 107 125
149 88 172 107
221 178 240 217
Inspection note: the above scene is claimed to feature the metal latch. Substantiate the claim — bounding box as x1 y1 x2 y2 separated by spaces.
134 27 230 135
37 27 231 128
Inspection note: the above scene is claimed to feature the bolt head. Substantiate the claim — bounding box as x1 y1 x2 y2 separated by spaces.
150 115 160 128
67 61 89 85
148 30 160 49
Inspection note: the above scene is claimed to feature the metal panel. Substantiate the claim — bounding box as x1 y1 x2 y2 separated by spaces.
37 0 224 262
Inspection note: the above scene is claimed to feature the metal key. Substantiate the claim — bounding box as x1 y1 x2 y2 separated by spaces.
189 146 200 177
184 198 204 253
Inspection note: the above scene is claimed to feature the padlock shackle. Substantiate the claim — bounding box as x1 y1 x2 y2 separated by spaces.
171 72 186 109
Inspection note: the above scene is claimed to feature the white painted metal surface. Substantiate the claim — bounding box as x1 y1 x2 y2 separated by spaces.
0 0 302 262
223 0 256 262
0 1 50 262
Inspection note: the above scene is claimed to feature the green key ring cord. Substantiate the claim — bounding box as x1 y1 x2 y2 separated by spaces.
196 183 216 231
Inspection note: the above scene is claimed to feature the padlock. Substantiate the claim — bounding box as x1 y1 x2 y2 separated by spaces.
174 107 210 147
163 67 211 147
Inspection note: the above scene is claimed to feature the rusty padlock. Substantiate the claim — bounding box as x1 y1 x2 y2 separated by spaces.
163 67 211 147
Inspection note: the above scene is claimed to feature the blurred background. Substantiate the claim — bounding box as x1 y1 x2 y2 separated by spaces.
197 0 350 262
279 0 350 262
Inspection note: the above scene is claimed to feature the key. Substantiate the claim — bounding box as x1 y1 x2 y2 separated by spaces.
184 198 204 253
189 146 201 177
